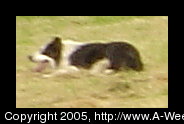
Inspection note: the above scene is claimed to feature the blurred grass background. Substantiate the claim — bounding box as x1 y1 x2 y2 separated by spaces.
16 16 168 108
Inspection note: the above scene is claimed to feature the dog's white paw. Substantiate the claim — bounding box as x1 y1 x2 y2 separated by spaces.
42 74 52 78
104 69 114 75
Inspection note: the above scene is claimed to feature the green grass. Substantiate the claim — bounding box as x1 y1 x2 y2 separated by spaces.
16 16 168 108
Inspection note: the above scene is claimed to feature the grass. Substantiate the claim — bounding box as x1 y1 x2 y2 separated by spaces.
16 16 168 108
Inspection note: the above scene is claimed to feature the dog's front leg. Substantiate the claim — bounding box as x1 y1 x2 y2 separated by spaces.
42 66 80 78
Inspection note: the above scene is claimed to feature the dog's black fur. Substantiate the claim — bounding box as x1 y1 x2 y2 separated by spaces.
106 42 143 71
69 43 107 69
69 42 143 71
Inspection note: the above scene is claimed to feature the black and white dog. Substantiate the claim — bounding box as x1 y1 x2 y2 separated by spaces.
28 37 143 77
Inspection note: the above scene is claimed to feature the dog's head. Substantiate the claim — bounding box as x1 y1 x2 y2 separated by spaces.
28 37 62 72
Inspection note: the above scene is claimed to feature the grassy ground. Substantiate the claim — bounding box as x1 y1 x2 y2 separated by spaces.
16 16 168 108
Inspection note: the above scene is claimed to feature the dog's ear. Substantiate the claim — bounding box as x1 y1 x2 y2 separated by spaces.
52 37 62 51
41 37 62 67
53 37 62 44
